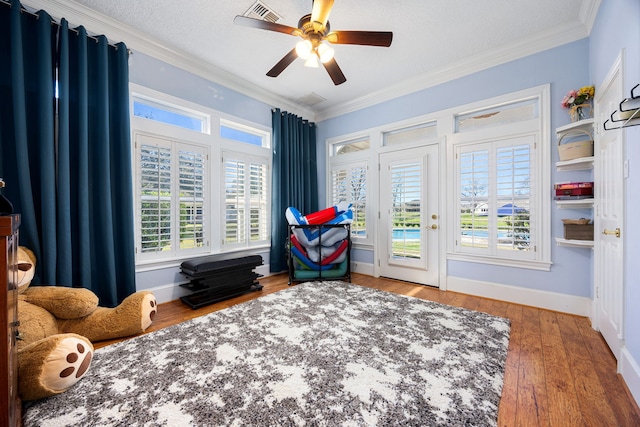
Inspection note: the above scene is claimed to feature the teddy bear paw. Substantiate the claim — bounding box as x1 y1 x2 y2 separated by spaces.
41 335 93 393
141 292 157 331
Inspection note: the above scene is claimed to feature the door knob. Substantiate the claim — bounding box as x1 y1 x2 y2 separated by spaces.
430 224 438 230
602 228 621 238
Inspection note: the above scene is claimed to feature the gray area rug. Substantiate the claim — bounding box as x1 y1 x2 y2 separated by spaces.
23 281 510 426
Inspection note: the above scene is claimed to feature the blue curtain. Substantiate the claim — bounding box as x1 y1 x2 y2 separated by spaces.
269 108 318 272
0 0 135 306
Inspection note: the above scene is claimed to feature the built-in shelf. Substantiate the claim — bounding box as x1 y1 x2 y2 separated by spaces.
556 156 594 171
555 237 594 248
554 198 594 209
554 120 595 249
555 118 595 135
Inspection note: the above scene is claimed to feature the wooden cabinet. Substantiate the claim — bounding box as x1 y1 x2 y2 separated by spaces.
1 214 20 427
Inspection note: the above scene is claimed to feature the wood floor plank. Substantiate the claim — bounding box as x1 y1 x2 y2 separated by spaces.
538 310 584 426
516 307 551 426
554 312 620 427
574 314 640 426
91 273 640 426
498 303 523 426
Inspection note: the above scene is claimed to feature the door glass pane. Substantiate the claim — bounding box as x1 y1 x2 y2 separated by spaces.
390 162 422 259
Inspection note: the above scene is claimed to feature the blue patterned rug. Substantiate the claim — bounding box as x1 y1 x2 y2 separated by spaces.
23 281 510 426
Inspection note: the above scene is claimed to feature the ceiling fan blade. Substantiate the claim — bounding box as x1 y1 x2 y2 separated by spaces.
326 30 393 47
233 15 301 36
322 58 346 85
267 48 299 78
311 0 334 30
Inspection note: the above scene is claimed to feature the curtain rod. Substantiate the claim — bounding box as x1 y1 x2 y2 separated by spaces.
0 0 131 53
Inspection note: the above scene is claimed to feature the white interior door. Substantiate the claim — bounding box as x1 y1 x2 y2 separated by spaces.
378 144 439 286
594 56 625 361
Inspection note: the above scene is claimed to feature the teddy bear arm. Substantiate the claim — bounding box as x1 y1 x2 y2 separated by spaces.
22 286 99 319
17 300 60 349
59 291 157 342
18 334 93 401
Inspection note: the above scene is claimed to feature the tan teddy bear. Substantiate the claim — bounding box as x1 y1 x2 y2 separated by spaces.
16 247 157 400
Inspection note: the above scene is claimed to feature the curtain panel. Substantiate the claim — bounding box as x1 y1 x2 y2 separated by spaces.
0 0 135 306
270 108 318 272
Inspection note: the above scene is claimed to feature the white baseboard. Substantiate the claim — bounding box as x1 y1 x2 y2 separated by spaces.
621 346 640 408
447 276 592 316
351 261 375 276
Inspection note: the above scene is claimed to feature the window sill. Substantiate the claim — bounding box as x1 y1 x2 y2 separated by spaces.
446 252 552 271
136 245 270 272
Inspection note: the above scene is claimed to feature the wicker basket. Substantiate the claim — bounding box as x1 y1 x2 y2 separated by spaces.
562 218 591 225
558 129 593 161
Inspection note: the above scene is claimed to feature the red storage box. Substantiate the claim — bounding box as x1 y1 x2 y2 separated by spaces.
554 182 593 199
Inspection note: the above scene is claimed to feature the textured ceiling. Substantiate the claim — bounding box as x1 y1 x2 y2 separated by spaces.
43 0 597 118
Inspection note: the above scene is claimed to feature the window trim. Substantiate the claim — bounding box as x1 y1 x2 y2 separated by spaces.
130 84 272 268
446 85 551 271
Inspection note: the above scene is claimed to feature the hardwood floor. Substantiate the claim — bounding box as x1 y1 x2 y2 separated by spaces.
96 273 640 426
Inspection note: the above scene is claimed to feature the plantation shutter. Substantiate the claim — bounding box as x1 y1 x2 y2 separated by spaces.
178 149 206 249
139 138 172 254
224 157 246 244
331 162 367 238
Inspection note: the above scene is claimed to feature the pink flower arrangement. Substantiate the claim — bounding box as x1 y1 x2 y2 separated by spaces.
561 86 595 109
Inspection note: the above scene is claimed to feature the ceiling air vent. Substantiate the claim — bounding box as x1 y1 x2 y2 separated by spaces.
243 1 282 23
298 92 327 107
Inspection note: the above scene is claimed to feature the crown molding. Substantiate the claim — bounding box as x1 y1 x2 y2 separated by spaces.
20 0 316 119
580 0 601 32
314 21 591 122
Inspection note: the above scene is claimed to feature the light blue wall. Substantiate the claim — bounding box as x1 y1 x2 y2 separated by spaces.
129 53 273 128
317 39 593 297
590 0 640 375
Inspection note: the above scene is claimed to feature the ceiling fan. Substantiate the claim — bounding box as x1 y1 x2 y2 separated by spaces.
234 0 393 85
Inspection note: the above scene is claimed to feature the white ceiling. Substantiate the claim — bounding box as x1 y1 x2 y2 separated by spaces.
27 0 599 120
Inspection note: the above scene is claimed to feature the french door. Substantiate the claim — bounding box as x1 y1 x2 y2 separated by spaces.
377 144 440 286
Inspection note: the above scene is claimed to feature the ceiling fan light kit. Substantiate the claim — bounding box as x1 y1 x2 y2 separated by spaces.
234 0 392 85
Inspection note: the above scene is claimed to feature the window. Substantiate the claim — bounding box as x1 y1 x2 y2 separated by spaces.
131 86 271 264
221 119 269 148
450 88 549 270
332 137 370 155
136 134 209 260
456 136 533 258
455 99 538 133
223 152 270 248
330 162 368 239
383 122 437 146
132 96 209 133
329 135 370 242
